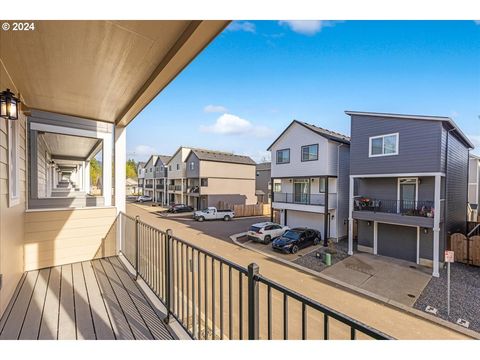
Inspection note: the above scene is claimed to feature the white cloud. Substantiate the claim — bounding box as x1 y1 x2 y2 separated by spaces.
200 113 274 138
226 21 256 33
278 20 340 35
204 104 228 113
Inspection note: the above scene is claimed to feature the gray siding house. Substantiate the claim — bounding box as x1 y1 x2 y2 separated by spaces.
153 155 171 205
255 162 271 203
346 111 474 277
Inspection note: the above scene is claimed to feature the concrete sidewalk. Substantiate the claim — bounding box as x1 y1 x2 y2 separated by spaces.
126 203 473 339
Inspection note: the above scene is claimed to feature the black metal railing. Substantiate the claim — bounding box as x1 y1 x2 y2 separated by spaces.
353 198 435 218
273 192 325 206
156 184 164 190
117 211 392 340
174 185 182 191
145 184 153 189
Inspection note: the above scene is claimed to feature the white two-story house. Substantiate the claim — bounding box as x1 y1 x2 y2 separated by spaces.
143 155 158 200
268 120 351 243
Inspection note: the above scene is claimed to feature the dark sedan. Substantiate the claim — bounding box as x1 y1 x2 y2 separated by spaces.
167 204 194 213
272 228 321 254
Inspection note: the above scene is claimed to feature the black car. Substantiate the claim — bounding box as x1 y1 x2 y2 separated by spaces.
168 204 194 213
272 228 321 254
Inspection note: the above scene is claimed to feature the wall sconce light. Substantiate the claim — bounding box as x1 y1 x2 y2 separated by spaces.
0 88 20 120
289 179 292 182
423 228 428 234
311 178 315 182
367 221 371 226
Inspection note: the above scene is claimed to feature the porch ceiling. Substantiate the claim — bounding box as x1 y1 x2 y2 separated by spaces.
0 20 229 126
41 132 100 159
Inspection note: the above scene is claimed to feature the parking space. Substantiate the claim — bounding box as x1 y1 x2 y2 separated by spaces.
237 237 324 261
158 213 270 242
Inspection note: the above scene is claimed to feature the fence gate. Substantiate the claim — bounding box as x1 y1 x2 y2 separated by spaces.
450 233 468 264
471 235 480 266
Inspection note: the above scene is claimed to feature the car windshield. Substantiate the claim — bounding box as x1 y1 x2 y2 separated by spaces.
249 226 261 232
283 231 300 240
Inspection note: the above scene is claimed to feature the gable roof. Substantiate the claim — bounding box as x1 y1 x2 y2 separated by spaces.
188 148 256 165
137 162 146 169
267 120 350 151
166 146 192 165
345 110 474 149
154 155 172 166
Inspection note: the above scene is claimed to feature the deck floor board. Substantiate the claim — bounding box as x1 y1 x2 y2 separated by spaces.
0 257 173 340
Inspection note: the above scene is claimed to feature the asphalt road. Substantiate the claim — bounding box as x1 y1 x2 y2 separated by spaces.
155 213 270 242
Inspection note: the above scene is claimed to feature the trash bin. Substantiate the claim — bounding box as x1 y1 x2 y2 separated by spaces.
323 253 332 266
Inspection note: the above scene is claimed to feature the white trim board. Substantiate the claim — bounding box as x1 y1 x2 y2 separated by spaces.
351 172 445 178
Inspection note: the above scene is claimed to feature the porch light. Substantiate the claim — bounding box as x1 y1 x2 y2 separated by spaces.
0 88 20 120
423 228 429 234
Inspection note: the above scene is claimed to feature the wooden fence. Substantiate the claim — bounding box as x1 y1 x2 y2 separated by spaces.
217 201 271 218
450 231 480 266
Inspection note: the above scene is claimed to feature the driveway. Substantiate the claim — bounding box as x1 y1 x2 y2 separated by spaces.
322 253 432 307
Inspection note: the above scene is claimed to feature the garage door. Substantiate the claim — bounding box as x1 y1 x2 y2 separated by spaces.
377 223 417 262
287 210 324 234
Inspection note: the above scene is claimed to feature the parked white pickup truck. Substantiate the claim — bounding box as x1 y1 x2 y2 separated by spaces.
193 207 235 222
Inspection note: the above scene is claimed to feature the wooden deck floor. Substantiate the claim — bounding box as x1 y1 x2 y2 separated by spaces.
0 257 174 340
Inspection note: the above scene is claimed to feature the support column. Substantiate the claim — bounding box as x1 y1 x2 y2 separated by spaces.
84 161 91 194
270 177 274 222
324 176 329 246
433 174 441 277
348 176 354 255
113 125 126 213
373 221 378 255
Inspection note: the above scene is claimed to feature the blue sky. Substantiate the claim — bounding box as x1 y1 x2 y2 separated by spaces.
127 20 480 162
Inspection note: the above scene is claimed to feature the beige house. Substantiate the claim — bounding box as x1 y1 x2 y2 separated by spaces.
0 20 229 335
185 149 257 210
166 146 192 205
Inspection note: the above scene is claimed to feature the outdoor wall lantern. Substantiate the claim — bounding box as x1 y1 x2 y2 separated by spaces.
367 221 371 226
0 88 20 120
423 228 429 234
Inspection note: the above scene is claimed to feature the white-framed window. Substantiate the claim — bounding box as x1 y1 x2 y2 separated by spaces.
369 133 399 157
8 120 20 207
176 163 180 170
190 161 195 171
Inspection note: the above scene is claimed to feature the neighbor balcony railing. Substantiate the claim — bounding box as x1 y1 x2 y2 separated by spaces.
174 185 182 191
353 197 435 218
145 184 153 189
115 212 391 340
273 192 325 206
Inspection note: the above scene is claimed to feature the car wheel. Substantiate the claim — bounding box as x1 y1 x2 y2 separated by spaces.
197 216 205 222
223 215 231 221
313 237 320 245
291 245 299 254
264 235 271 244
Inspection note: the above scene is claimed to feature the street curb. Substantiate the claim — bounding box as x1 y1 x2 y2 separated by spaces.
229 232 480 340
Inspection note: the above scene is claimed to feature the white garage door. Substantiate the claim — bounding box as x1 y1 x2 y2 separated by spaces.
287 210 324 234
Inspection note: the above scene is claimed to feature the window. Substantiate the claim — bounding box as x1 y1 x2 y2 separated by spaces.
8 120 20 207
276 149 290 164
176 163 180 170
274 183 281 192
201 178 208 187
369 133 399 157
301 144 318 161
169 165 172 171
319 177 326 193
190 161 195 171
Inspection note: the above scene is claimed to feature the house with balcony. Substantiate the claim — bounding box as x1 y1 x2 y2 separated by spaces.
346 111 474 277
137 162 146 195
256 162 271 204
468 153 480 221
268 120 351 242
166 146 192 205
184 149 257 210
153 155 171 205
143 155 158 200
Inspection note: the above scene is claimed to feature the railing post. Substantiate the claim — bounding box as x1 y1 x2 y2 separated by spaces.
135 215 140 280
165 228 173 324
248 263 259 340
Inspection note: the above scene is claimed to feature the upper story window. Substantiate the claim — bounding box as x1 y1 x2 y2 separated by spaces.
273 183 281 192
276 149 290 164
301 144 318 162
369 133 399 157
176 163 180 170
201 178 208 187
168 165 172 171
8 120 20 207
190 161 195 171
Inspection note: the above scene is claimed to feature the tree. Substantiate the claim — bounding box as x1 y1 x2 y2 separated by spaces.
126 159 137 179
90 158 102 187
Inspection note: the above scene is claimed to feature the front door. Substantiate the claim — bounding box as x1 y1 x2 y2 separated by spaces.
399 178 417 212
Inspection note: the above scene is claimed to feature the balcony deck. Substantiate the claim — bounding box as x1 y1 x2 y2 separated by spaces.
0 257 174 340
